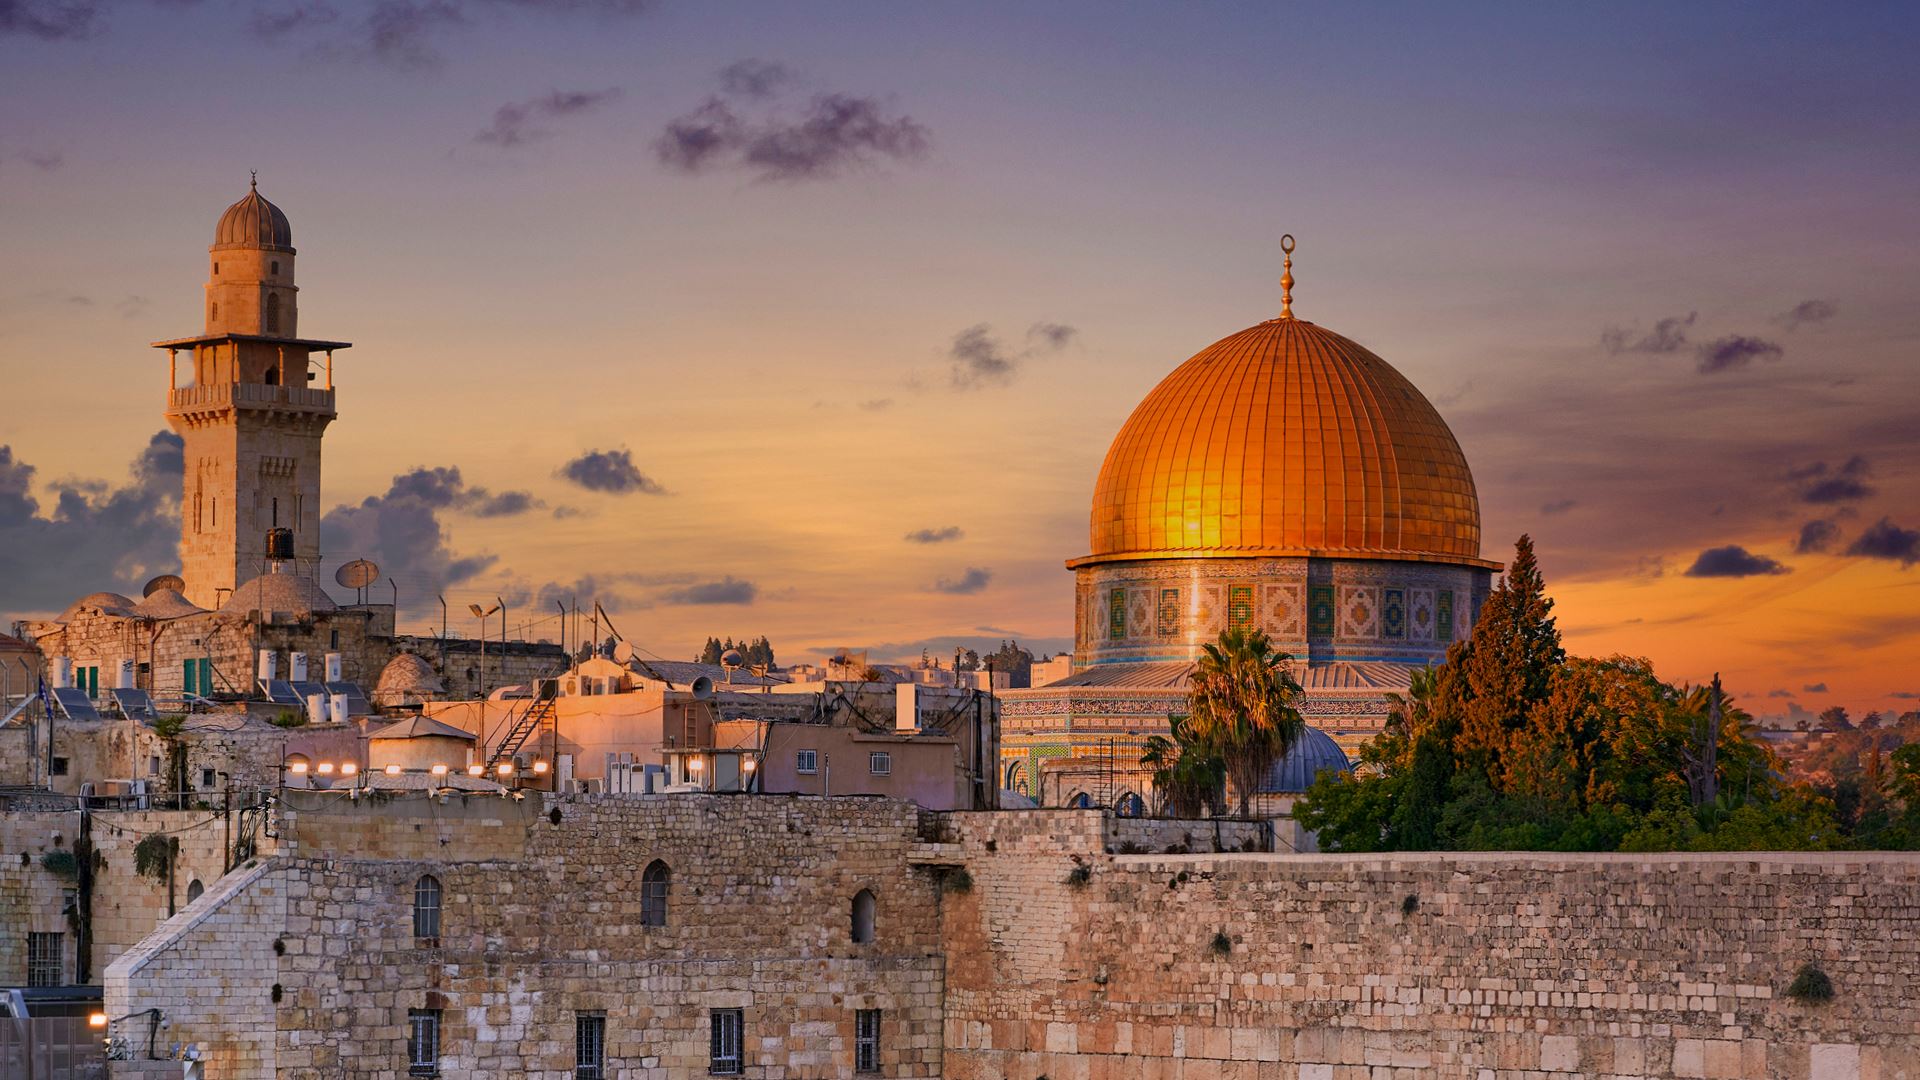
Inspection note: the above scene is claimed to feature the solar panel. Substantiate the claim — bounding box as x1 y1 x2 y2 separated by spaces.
259 680 303 705
51 688 102 722
110 687 158 722
326 681 373 716
291 681 329 704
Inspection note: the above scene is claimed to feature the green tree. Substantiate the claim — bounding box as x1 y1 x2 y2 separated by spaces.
1455 534 1566 785
1140 715 1226 818
1182 628 1306 817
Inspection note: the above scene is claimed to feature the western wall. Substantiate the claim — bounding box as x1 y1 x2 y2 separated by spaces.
104 796 1920 1079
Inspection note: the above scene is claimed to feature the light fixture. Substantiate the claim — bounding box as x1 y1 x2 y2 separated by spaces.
742 758 757 773
496 762 513 777
430 764 449 776
288 762 309 774
385 764 402 775
316 762 335 775
532 760 549 775
88 1012 107 1029
340 763 358 776
467 764 484 776
688 756 704 772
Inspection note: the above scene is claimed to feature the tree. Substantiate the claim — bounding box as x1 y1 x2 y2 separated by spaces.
1182 628 1306 817
1819 706 1854 732
1140 715 1226 818
1455 534 1565 783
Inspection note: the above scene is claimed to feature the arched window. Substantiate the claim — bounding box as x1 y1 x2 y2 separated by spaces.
271 260 280 275
1067 791 1092 809
265 292 280 333
851 889 876 944
1115 792 1145 818
186 879 204 903
640 860 669 927
414 874 442 942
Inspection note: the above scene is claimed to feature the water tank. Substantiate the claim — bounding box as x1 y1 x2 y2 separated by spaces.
290 652 309 682
306 693 327 726
265 527 295 561
116 659 136 690
53 657 72 689
324 653 343 682
257 650 278 682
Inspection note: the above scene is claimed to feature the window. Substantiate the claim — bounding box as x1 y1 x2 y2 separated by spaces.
210 301 218 321
272 497 278 527
201 768 216 789
574 1012 606 1079
795 749 817 775
855 1009 881 1073
414 875 442 943
186 879 204 903
27 932 62 987
148 755 161 776
407 1009 441 1076
640 861 669 927
851 889 875 944
709 1008 743 1075
266 293 280 334
868 752 891 777
271 260 280 275
50 757 68 777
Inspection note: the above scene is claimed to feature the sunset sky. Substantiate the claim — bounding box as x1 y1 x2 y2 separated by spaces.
4 3 1918 720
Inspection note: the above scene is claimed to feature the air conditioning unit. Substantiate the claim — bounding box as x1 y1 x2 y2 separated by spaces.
574 778 603 795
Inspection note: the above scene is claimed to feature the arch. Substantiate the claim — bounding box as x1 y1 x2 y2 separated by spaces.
640 860 669 927
265 292 280 334
413 874 442 941
1114 791 1145 818
850 888 876 944
1066 791 1092 809
185 879 204 903
284 753 310 773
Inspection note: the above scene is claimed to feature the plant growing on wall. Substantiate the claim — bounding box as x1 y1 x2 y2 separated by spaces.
1785 962 1835 1003
40 850 78 879
271 709 307 729
1065 864 1092 889
134 833 183 917
1208 931 1232 957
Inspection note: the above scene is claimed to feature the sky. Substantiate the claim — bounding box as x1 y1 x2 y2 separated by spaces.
3 2 1919 720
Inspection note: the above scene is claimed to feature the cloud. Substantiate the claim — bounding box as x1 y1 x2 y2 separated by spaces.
2 150 65 171
0 0 98 39
717 58 791 99
1794 518 1841 554
1846 517 1920 568
1601 312 1696 355
948 325 1018 389
1540 498 1577 515
557 448 663 494
656 63 930 182
1695 334 1783 374
1891 691 1920 700
1795 455 1874 504
1766 689 1793 698
856 398 893 412
1682 545 1791 578
904 526 963 544
247 0 338 38
320 467 525 601
1803 682 1828 694
361 0 463 68
0 431 183 614
475 87 621 147
932 567 992 594
658 576 756 605
1776 299 1837 330
1027 322 1077 350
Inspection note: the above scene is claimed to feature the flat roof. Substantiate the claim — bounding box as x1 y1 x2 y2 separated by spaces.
150 333 353 350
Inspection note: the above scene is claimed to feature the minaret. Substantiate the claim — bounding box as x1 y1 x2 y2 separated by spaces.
154 177 351 609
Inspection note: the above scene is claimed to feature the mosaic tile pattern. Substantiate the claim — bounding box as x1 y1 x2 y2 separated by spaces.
1308 584 1336 638
1157 588 1180 639
1227 585 1255 632
1382 588 1406 639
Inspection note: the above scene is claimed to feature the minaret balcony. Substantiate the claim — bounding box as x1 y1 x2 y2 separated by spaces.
167 381 337 420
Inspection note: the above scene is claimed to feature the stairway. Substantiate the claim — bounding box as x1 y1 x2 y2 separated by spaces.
486 682 557 769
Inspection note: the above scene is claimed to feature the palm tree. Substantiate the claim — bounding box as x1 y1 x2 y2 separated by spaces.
1140 714 1226 818
1183 628 1307 817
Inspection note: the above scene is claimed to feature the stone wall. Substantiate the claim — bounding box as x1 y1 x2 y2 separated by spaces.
108 793 947 1078
0 805 276 986
939 840 1920 1080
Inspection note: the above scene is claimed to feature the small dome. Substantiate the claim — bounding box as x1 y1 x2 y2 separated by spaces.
1257 726 1352 794
375 653 446 705
221 570 337 616
59 592 136 621
132 588 206 620
214 179 293 250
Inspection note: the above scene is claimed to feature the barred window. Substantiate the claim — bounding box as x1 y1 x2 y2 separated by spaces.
640 860 669 928
868 752 891 776
574 1012 606 1079
855 1008 881 1073
407 1008 441 1076
709 1008 743 1075
27 932 61 987
796 749 818 774
414 875 442 943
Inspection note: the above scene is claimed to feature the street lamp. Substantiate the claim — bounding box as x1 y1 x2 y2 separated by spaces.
468 602 501 696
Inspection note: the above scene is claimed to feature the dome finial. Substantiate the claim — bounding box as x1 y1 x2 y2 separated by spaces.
1279 233 1296 320
250 169 257 190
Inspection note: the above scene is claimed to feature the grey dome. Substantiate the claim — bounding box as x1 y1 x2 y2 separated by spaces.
1257 726 1351 793
132 588 205 620
222 570 336 616
59 592 136 621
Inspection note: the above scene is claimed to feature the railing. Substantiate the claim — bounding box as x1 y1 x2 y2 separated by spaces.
167 382 335 412
486 686 557 769
0 1016 105 1079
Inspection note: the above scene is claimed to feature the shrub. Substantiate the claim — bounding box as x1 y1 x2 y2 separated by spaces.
151 714 187 740
1402 894 1419 914
1785 963 1834 1004
941 867 974 894
1115 841 1147 855
271 710 307 729
1208 931 1232 957
133 834 177 883
39 850 77 879
1066 864 1092 889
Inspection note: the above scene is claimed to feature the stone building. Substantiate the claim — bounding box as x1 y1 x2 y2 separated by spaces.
1001 241 1499 804
103 793 1920 1078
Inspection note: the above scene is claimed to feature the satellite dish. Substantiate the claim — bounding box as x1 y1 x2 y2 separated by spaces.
611 641 636 664
335 559 380 590
142 574 186 598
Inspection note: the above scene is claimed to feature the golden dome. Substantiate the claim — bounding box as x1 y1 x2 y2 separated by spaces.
1080 317 1486 567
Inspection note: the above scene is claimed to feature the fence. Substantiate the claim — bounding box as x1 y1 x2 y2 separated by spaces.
0 1016 106 1079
